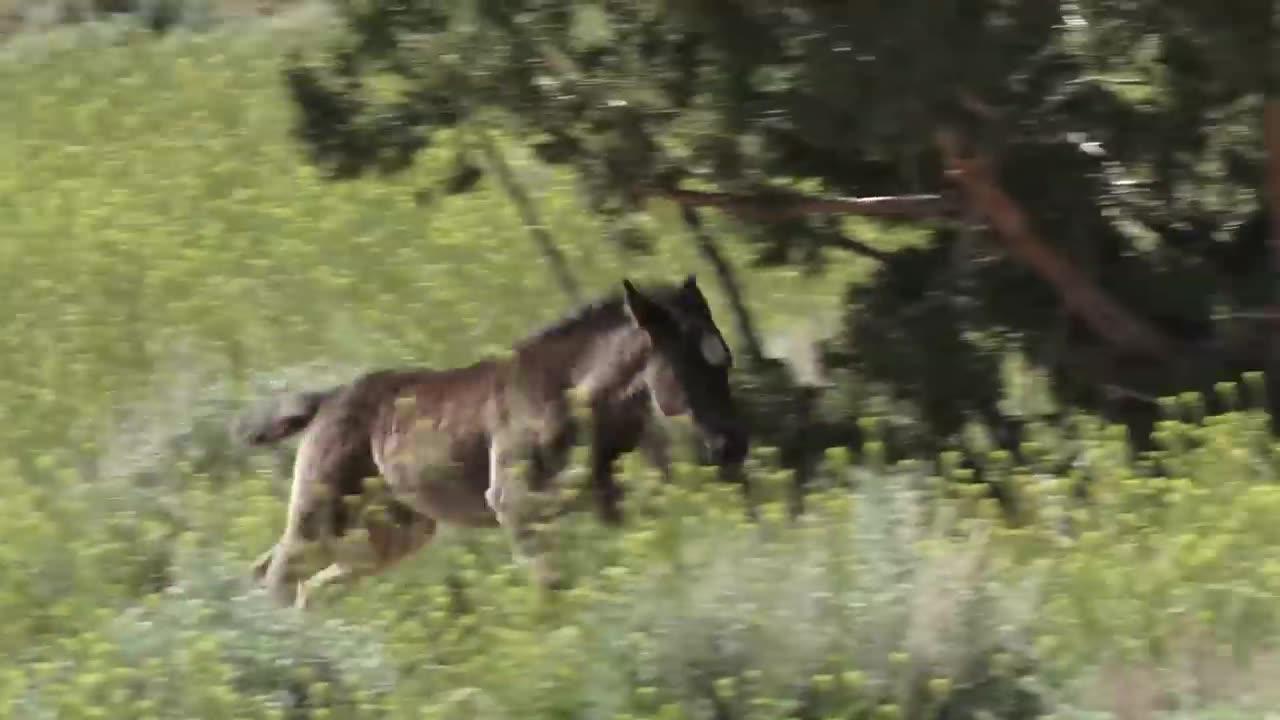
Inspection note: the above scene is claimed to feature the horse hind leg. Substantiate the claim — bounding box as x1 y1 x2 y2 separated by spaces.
256 435 342 608
251 545 275 582
260 521 335 608
294 563 349 610
251 540 317 599
295 508 438 609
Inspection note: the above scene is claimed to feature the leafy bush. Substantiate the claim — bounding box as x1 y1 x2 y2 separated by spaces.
5 390 1280 719
15 541 397 719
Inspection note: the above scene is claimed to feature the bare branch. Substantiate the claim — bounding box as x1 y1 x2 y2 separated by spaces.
818 233 893 262
474 128 583 304
1212 309 1280 322
654 188 954 222
679 206 766 364
1101 383 1160 405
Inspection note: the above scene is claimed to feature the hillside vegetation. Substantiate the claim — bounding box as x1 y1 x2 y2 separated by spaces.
3 15 1280 720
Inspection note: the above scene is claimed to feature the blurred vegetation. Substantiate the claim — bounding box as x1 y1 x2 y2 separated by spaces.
277 0 1279 459
3 2 1280 719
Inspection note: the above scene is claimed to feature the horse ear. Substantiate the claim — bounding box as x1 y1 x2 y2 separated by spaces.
622 278 667 330
681 274 698 293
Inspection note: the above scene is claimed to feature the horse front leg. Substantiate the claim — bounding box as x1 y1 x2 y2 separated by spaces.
588 444 625 526
638 417 673 483
486 435 567 591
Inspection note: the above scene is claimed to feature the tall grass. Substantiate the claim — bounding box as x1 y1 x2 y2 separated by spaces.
3 389 1280 718
0 16 867 459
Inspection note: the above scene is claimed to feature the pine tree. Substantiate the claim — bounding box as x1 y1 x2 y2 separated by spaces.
283 0 1280 450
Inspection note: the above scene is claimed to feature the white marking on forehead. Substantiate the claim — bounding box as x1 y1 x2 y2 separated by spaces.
700 333 730 367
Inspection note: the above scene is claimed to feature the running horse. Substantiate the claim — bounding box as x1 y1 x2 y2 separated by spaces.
235 276 749 608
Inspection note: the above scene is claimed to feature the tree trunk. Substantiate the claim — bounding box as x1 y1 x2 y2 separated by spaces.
936 129 1173 359
679 206 766 365
476 131 583 305
1269 109 1280 281
1264 0 1280 419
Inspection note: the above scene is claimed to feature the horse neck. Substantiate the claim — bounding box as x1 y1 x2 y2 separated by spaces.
515 322 652 401
574 325 653 398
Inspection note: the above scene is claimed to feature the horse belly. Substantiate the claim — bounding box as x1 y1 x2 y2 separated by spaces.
378 429 497 527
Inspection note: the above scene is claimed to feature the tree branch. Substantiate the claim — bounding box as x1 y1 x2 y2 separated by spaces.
531 39 950 232
936 128 1173 359
474 129 584 305
654 188 954 222
679 206 766 365
818 233 893 262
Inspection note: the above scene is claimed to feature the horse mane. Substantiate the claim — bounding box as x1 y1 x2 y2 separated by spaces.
515 282 683 349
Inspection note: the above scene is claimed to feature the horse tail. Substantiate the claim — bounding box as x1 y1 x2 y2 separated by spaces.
233 386 342 446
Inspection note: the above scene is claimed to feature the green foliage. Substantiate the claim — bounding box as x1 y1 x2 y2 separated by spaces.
5 19 1280 720
1 0 313 38
281 0 1280 446
0 19 858 458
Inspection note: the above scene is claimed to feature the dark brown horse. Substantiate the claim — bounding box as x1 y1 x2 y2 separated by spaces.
235 276 748 608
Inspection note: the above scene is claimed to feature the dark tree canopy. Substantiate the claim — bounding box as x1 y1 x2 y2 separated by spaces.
284 0 1279 455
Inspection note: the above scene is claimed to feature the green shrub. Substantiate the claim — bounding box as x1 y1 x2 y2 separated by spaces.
8 399 1280 718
